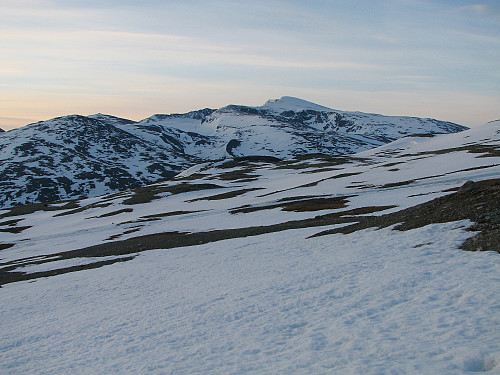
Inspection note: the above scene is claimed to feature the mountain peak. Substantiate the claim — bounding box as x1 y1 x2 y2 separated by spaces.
261 96 334 113
88 113 136 125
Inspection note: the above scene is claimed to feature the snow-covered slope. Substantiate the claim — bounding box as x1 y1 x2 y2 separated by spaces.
0 97 467 208
0 121 499 374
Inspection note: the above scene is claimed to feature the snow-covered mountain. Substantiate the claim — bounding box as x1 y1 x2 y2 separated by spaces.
135 96 467 159
0 115 200 208
0 97 467 208
1 120 498 374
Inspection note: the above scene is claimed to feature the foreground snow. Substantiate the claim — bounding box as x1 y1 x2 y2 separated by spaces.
1 222 499 374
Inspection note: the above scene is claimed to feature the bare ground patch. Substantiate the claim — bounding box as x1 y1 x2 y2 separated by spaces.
0 200 79 219
230 195 352 214
312 179 500 254
187 188 264 202
119 210 207 225
122 183 222 205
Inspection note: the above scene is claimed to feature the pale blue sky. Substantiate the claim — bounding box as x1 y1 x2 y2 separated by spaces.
1 0 499 130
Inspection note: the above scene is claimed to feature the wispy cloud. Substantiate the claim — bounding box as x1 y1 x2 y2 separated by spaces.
454 4 488 14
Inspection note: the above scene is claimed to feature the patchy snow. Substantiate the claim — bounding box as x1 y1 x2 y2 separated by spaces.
1 120 498 261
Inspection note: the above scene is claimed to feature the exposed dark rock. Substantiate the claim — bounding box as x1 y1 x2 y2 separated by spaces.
226 139 242 156
312 179 500 253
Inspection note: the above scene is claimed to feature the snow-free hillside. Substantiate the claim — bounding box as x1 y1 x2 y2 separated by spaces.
0 120 498 374
0 97 467 209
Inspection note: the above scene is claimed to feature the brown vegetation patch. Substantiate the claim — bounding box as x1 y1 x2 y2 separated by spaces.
188 188 263 202
217 156 282 170
54 202 113 217
0 256 136 287
96 191 130 203
0 219 23 227
281 197 350 212
272 154 364 170
0 226 31 234
257 172 363 198
0 244 15 251
96 208 134 218
122 183 222 205
335 206 397 216
212 169 259 181
1 200 79 219
106 228 142 241
273 162 317 170
175 173 210 181
292 172 363 189
379 162 404 168
141 211 204 219
230 195 351 214
301 167 344 174
119 210 206 225
401 144 500 159
377 179 417 189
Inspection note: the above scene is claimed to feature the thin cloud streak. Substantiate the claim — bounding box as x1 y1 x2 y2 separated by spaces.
2 29 383 72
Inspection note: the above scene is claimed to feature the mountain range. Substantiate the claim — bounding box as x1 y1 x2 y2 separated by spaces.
1 117 499 373
0 96 467 208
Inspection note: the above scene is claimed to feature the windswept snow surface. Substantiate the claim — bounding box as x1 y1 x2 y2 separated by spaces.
1 223 499 374
0 121 499 374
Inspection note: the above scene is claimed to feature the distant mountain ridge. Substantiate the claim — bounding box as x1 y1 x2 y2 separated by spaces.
0 96 468 208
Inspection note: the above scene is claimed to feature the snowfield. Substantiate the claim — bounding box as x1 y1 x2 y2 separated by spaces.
1 223 499 374
0 120 499 374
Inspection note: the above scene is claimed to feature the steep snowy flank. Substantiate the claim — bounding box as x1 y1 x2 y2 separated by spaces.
0 120 498 374
0 97 467 208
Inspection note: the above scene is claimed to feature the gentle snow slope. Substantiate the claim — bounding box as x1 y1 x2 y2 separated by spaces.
2 222 499 374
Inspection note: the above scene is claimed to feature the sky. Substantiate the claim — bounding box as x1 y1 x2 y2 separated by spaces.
1 0 499 131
